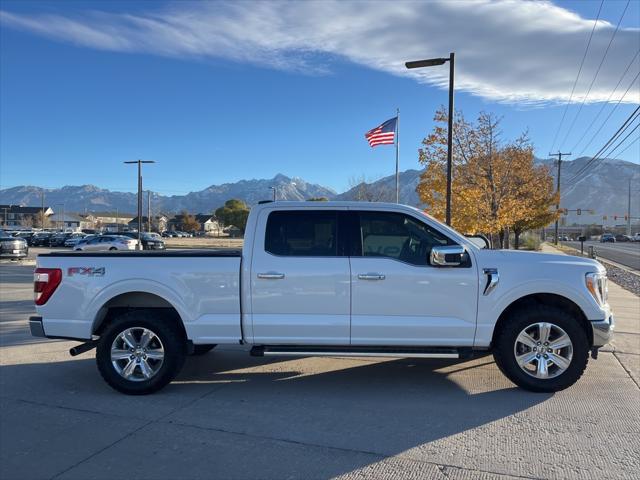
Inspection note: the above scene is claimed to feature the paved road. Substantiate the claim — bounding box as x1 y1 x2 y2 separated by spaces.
1 262 639 480
563 240 640 270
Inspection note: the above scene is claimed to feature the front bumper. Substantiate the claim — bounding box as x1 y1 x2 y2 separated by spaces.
0 250 28 258
591 315 614 347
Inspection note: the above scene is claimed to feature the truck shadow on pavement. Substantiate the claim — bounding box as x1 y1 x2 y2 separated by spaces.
1 348 553 479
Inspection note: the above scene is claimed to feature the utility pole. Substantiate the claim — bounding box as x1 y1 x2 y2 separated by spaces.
147 191 152 232
116 208 119 233
40 189 45 229
628 177 632 236
549 151 571 244
124 160 155 250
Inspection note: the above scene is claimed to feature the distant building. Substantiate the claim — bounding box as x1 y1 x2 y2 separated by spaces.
0 205 54 228
49 213 93 231
128 215 168 232
83 212 135 232
167 213 222 235
195 214 222 235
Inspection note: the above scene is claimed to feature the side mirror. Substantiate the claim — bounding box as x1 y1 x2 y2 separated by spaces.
430 245 466 267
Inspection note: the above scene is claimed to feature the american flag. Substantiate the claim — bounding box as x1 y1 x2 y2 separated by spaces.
365 117 397 147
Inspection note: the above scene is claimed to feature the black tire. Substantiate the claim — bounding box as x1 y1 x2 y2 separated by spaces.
96 310 187 395
109 247 117 251
493 305 589 393
191 344 217 356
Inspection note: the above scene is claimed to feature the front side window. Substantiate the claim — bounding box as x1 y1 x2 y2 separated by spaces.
265 211 337 257
357 212 452 266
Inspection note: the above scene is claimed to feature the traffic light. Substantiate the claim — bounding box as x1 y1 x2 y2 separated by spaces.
577 208 581 215
625 215 628 221
614 215 618 220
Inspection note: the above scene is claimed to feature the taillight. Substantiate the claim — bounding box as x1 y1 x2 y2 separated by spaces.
34 268 62 305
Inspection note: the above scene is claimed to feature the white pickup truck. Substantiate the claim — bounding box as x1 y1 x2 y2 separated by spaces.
30 202 613 394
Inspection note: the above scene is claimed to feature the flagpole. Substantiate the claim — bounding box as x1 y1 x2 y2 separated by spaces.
395 108 400 203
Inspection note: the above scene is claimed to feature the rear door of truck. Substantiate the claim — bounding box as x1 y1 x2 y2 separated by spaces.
249 207 350 345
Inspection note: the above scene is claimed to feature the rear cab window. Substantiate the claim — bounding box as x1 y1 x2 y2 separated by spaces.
265 211 338 256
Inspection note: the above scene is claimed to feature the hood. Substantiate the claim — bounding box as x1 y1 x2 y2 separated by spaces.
475 249 605 273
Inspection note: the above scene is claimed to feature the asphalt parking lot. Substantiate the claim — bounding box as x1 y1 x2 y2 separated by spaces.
1 255 639 479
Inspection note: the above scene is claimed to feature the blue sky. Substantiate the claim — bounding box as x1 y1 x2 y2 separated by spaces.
1 0 638 195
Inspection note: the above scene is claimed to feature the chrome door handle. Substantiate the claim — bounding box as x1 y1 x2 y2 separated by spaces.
358 273 386 280
257 272 285 280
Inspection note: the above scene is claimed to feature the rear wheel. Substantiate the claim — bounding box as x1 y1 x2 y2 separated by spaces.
109 247 117 251
96 310 187 395
493 305 589 392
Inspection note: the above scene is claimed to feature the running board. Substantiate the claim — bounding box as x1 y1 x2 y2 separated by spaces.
250 345 472 359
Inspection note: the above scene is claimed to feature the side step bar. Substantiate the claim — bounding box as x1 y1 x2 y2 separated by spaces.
250 345 473 359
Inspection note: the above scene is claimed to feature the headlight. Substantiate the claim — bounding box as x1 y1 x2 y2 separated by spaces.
586 272 608 306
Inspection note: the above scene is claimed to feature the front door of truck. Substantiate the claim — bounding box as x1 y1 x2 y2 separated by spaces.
250 208 351 345
349 210 478 346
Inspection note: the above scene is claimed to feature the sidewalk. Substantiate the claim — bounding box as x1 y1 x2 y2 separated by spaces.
540 243 640 385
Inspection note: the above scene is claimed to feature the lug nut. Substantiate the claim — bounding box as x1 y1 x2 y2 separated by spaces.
130 355 134 359
544 354 548 359
536 354 540 358
533 347 537 351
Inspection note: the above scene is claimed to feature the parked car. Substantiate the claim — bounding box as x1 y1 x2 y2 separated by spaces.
0 235 28 259
120 232 166 250
49 232 74 247
31 232 54 247
31 201 613 395
12 231 35 245
161 231 175 238
600 234 615 243
73 235 137 251
63 233 88 247
632 233 640 242
614 234 631 242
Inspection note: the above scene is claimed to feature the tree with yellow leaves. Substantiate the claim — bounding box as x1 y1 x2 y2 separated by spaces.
417 108 558 248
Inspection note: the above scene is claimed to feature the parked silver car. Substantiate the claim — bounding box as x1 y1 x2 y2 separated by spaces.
73 235 137 251
0 235 29 259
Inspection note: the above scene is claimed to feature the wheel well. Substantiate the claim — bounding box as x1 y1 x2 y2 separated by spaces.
492 293 593 347
93 292 186 339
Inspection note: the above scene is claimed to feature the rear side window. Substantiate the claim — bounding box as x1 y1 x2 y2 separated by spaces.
265 211 338 257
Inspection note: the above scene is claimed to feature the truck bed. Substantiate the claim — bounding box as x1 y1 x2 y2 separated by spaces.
35 250 243 343
40 248 242 257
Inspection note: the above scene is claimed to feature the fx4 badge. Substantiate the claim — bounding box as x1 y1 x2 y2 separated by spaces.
68 267 105 277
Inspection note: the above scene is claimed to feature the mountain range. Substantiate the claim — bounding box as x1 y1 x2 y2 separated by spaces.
1 157 638 225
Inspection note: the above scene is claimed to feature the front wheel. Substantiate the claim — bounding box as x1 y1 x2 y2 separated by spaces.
493 306 589 392
96 310 187 395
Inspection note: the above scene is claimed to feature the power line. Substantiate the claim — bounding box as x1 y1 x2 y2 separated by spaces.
558 0 630 150
603 122 640 159
570 49 640 153
548 0 604 154
576 70 640 157
566 106 640 184
615 136 639 157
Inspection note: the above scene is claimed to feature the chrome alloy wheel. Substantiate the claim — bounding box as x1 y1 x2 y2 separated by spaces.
513 322 573 379
111 327 165 382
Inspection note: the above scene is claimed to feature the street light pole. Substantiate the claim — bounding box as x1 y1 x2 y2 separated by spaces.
405 52 455 225
124 160 155 250
270 186 277 201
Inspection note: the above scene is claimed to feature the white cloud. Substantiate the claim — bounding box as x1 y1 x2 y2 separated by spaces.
1 0 638 104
